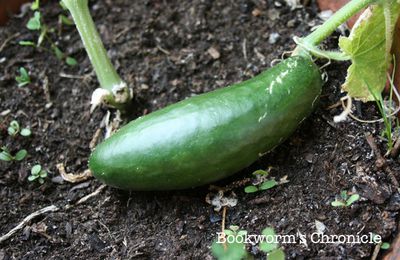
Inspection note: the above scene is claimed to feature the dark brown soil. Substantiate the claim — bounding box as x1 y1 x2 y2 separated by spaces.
1 0 399 259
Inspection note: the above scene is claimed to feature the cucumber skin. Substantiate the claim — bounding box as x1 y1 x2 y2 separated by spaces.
89 56 322 190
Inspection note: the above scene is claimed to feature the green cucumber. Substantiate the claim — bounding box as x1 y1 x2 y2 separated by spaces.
89 56 322 190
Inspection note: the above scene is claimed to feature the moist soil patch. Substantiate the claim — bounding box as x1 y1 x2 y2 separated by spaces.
1 0 399 259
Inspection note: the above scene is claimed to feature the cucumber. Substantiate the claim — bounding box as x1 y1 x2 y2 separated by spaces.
89 56 322 190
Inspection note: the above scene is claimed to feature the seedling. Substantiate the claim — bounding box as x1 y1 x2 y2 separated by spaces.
7 120 31 137
331 190 360 207
244 169 287 193
259 227 285 260
27 11 41 30
211 225 250 260
31 0 40 10
20 0 78 67
371 233 391 249
28 164 48 184
15 67 31 87
0 147 28 162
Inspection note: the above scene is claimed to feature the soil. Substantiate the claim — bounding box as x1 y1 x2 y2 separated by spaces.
1 0 399 259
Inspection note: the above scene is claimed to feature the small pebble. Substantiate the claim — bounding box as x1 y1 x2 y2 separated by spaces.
207 47 220 59
268 32 280 44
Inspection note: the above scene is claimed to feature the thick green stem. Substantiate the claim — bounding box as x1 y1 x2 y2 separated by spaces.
304 0 376 46
62 0 124 92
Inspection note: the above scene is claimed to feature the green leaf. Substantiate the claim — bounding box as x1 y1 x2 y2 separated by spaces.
15 149 28 161
39 170 47 178
346 194 360 206
211 240 248 260
10 120 19 131
259 180 277 190
59 14 74 25
244 185 258 193
20 128 32 137
27 11 42 30
0 151 13 162
28 175 38 181
252 169 269 176
262 227 276 237
19 41 36 47
38 178 45 184
31 0 40 10
381 242 390 249
268 248 285 260
7 127 17 136
16 67 31 87
66 56 78 66
31 164 42 175
339 2 400 101
260 227 279 253
331 200 346 207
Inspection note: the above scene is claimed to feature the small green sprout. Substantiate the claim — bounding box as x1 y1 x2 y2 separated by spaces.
15 67 31 87
19 41 36 47
371 233 390 249
212 225 249 260
28 164 48 184
31 0 40 10
66 56 78 66
331 190 360 207
59 14 74 26
0 147 28 162
259 227 285 260
27 11 42 30
244 169 280 193
381 242 390 249
7 120 31 137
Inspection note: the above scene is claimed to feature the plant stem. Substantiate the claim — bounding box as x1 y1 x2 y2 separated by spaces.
61 0 124 92
303 0 376 46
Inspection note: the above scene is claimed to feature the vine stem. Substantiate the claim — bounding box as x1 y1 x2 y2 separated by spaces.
304 0 376 45
61 0 124 92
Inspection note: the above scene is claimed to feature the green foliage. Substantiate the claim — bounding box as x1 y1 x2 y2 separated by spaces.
331 190 360 207
31 0 40 10
28 164 48 184
244 169 280 193
19 41 36 47
15 67 31 87
27 11 42 30
59 14 74 25
339 1 400 101
211 226 249 260
259 228 285 260
211 226 285 260
21 2 78 67
66 56 78 66
7 120 31 137
0 147 27 162
381 242 390 249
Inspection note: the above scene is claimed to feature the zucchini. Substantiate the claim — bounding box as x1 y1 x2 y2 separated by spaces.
89 56 322 190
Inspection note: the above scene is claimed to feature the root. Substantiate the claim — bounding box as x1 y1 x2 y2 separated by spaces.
0 205 59 244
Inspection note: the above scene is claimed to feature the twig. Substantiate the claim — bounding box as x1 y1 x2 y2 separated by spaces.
66 184 107 209
390 137 400 158
366 134 399 188
0 205 59 244
0 33 20 53
371 243 381 260
222 206 227 250
90 128 103 149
